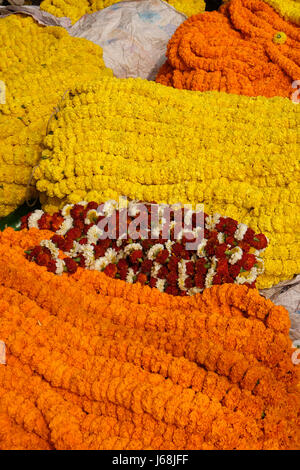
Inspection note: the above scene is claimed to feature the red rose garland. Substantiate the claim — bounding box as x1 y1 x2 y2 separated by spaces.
22 200 268 296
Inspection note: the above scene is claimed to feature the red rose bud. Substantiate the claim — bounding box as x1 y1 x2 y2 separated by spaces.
195 259 207 274
70 205 86 220
47 259 57 274
21 213 31 230
149 277 157 288
79 237 88 245
140 259 153 273
166 271 178 286
165 286 180 296
51 234 65 250
36 252 51 266
241 253 256 271
244 227 255 244
87 201 99 211
185 261 195 276
38 214 52 230
184 277 194 289
172 242 183 257
194 273 205 288
214 244 227 258
51 213 64 232
229 264 241 278
117 259 129 271
216 258 229 276
156 249 169 264
136 273 148 285
168 257 180 271
66 228 81 241
64 258 78 274
129 250 143 264
104 263 118 278
252 233 268 250
64 238 74 252
212 273 222 285
118 268 128 281
157 266 169 279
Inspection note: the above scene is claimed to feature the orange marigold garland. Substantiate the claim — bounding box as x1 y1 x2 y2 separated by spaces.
0 228 299 450
156 0 300 98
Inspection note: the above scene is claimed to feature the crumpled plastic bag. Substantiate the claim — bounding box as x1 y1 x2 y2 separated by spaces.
261 276 300 344
0 0 186 79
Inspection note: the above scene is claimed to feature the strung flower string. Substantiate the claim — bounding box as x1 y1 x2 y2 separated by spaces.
22 200 268 296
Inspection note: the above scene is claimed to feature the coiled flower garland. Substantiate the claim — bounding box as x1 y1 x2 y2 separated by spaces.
0 14 112 217
34 77 300 289
40 0 206 24
21 200 268 293
156 0 300 98
0 227 299 450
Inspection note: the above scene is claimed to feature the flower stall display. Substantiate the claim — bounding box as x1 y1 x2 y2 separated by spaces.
0 227 299 450
34 76 300 289
40 0 206 24
156 0 300 97
0 14 112 218
21 200 268 294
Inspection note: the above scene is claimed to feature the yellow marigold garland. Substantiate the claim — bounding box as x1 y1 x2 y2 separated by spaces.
0 14 112 217
34 77 300 289
222 0 300 25
40 0 206 24
0 227 299 450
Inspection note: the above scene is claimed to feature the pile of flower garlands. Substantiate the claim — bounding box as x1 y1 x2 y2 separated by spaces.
0 228 299 450
0 14 112 217
156 0 300 97
40 0 205 24
21 200 268 295
34 77 300 289
246 0 300 24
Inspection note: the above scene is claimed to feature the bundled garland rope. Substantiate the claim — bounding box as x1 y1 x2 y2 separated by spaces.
0 228 299 450
40 0 206 24
156 0 300 97
34 77 300 289
0 14 112 218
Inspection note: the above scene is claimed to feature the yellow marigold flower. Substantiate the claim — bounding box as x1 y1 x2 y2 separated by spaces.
0 14 112 217
34 77 300 289
40 0 205 24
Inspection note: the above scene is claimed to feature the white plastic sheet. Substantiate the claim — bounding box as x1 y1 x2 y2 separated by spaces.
0 0 186 79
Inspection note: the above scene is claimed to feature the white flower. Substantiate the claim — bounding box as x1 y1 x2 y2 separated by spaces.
205 213 221 230
151 262 161 278
229 247 243 265
82 244 95 268
55 259 65 276
184 209 193 226
77 201 88 207
124 243 143 255
196 239 207 258
217 232 225 244
56 216 73 236
65 241 81 258
205 256 217 288
61 204 74 218
105 248 119 264
128 201 141 217
85 209 98 225
234 223 248 241
126 268 135 284
40 239 59 258
236 267 258 285
178 259 188 291
147 244 164 260
103 200 118 217
87 225 103 244
94 257 108 271
28 210 44 229
156 279 166 293
187 287 202 296
165 240 174 254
